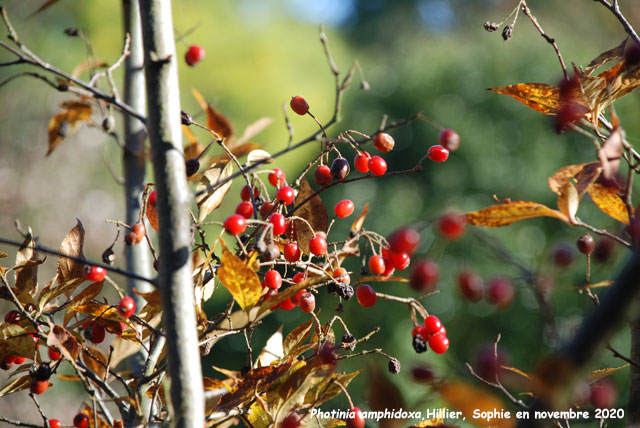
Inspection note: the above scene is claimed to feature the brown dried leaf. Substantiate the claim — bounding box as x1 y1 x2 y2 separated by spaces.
548 162 600 195
38 275 83 310
293 178 329 254
47 101 92 155
283 318 314 357
192 89 234 139
133 288 161 306
488 83 561 115
588 365 628 384
0 374 31 397
209 142 262 164
351 202 369 233
47 324 79 361
598 128 623 180
196 161 234 223
246 149 273 165
557 182 579 224
57 219 86 283
83 345 108 379
465 201 569 227
0 322 37 362
217 241 262 311
64 282 104 325
14 228 42 302
71 59 107 79
574 162 603 197
71 302 133 326
586 39 628 73
309 371 359 407
587 183 629 224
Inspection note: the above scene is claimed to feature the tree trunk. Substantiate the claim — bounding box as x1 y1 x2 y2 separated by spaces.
138 1 204 427
630 316 640 424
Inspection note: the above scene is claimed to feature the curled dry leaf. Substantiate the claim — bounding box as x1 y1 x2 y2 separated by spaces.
283 318 314 357
191 88 234 140
557 182 579 224
0 374 31 397
47 324 79 361
57 219 86 283
247 149 273 165
63 281 104 325
598 127 623 180
587 183 629 224
14 227 42 303
196 161 234 223
465 201 569 227
47 100 92 155
0 322 38 362
82 345 109 379
217 241 262 311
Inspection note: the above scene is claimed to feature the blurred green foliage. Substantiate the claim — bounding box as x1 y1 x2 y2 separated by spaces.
1 0 640 426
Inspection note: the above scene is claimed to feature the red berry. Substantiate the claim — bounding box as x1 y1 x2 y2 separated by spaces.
334 200 355 218
292 272 307 284
368 255 386 275
241 184 259 201
552 243 575 268
276 186 295 205
185 45 206 66
148 190 157 206
576 233 595 255
368 156 387 176
388 251 410 270
427 145 449 162
49 420 61 428
269 168 286 187
437 212 466 240
279 298 295 311
438 129 460 151
264 270 282 290
14 356 26 364
290 96 309 115
388 227 420 256
590 378 618 408
4 355 17 365
487 276 515 308
74 413 90 428
412 325 428 338
314 165 332 186
126 223 145 245
423 315 442 335
259 201 275 219
224 214 247 235
330 158 350 181
30 378 49 395
291 289 307 305
346 407 365 428
235 201 254 219
284 242 301 262
428 333 449 354
84 323 106 344
118 296 136 318
332 267 350 284
381 257 395 277
356 284 377 307
48 347 62 361
410 259 439 291
309 234 327 256
354 151 371 173
458 269 484 302
83 265 107 282
373 132 395 152
269 213 287 235
280 413 300 428
299 292 316 313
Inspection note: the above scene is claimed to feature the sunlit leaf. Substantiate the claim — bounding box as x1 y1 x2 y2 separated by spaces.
586 39 627 73
588 365 629 384
598 128 623 180
489 83 561 115
500 365 532 381
256 327 284 367
217 241 262 311
47 101 92 155
466 201 569 227
247 149 273 165
587 183 629 224
0 374 31 397
557 182 579 224
196 161 234 223
71 59 107 78
310 371 359 407
0 322 37 362
548 162 600 196
292 178 329 254
57 219 86 283
83 345 108 379
64 282 104 325
283 318 314 357
47 324 79 362
192 89 234 139
38 275 83 310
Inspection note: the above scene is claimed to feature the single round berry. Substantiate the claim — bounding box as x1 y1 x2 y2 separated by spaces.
354 151 371 173
118 296 136 318
368 156 387 176
74 413 90 428
84 323 106 344
276 186 295 205
132 223 145 241
292 272 307 284
368 255 386 275
458 269 484 302
487 276 515 308
428 333 449 354
412 325 428 338
224 214 247 235
290 96 309 116
124 231 138 246
590 378 618 408
48 347 62 361
148 190 157 206
235 201 254 219
346 407 365 428
83 265 107 282
373 132 395 152
268 168 286 187
438 129 460 151
185 45 206 66
552 243 575 268
388 251 410 270
332 267 350 284
264 270 282 290
185 158 200 177
381 256 395 277
30 378 49 395
259 201 275 219
269 213 287 235
436 212 466 240
284 242 301 262
356 284 377 307
576 233 595 255
334 200 355 218
299 292 316 313
241 185 259 201
423 315 442 335
309 233 327 256
314 165 332 186
330 158 350 181
427 145 449 162
279 298 295 311
291 289 307 305
49 420 61 428
410 259 439 292
388 227 420 256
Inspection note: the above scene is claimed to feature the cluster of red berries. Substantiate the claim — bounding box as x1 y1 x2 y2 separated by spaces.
1 310 33 370
457 269 515 308
262 271 316 313
412 315 449 354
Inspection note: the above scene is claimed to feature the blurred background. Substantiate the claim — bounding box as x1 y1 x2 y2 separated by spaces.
1 0 640 426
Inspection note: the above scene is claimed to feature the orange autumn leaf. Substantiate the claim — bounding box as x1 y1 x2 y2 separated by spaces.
57 219 86 283
488 83 561 115
191 89 234 140
548 162 601 196
217 241 262 311
587 183 629 224
146 191 159 232
47 100 92 155
465 201 569 227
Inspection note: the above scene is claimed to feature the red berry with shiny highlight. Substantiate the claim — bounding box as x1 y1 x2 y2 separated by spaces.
346 407 365 428
428 333 449 354
412 325 428 338
83 265 106 282
374 132 395 152
368 255 386 275
276 186 295 205
427 145 449 162
410 259 439 291
424 315 443 335
269 168 286 187
334 200 354 218
290 96 309 115
437 212 466 240
224 214 247 235
185 45 205 66
314 165 332 187
356 284 377 307
83 323 106 344
49 420 61 428
438 129 460 151
284 242 301 262
264 270 282 290
292 272 306 284
368 156 387 176
309 234 327 256
299 292 315 313
74 413 89 428
236 201 254 219
354 151 371 173
118 296 136 318
388 227 420 256
269 213 287 235
389 251 410 270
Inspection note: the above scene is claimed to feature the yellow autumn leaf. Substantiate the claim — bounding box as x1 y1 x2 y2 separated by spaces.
587 183 629 224
217 241 262 311
488 83 561 115
47 100 92 155
465 201 569 227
